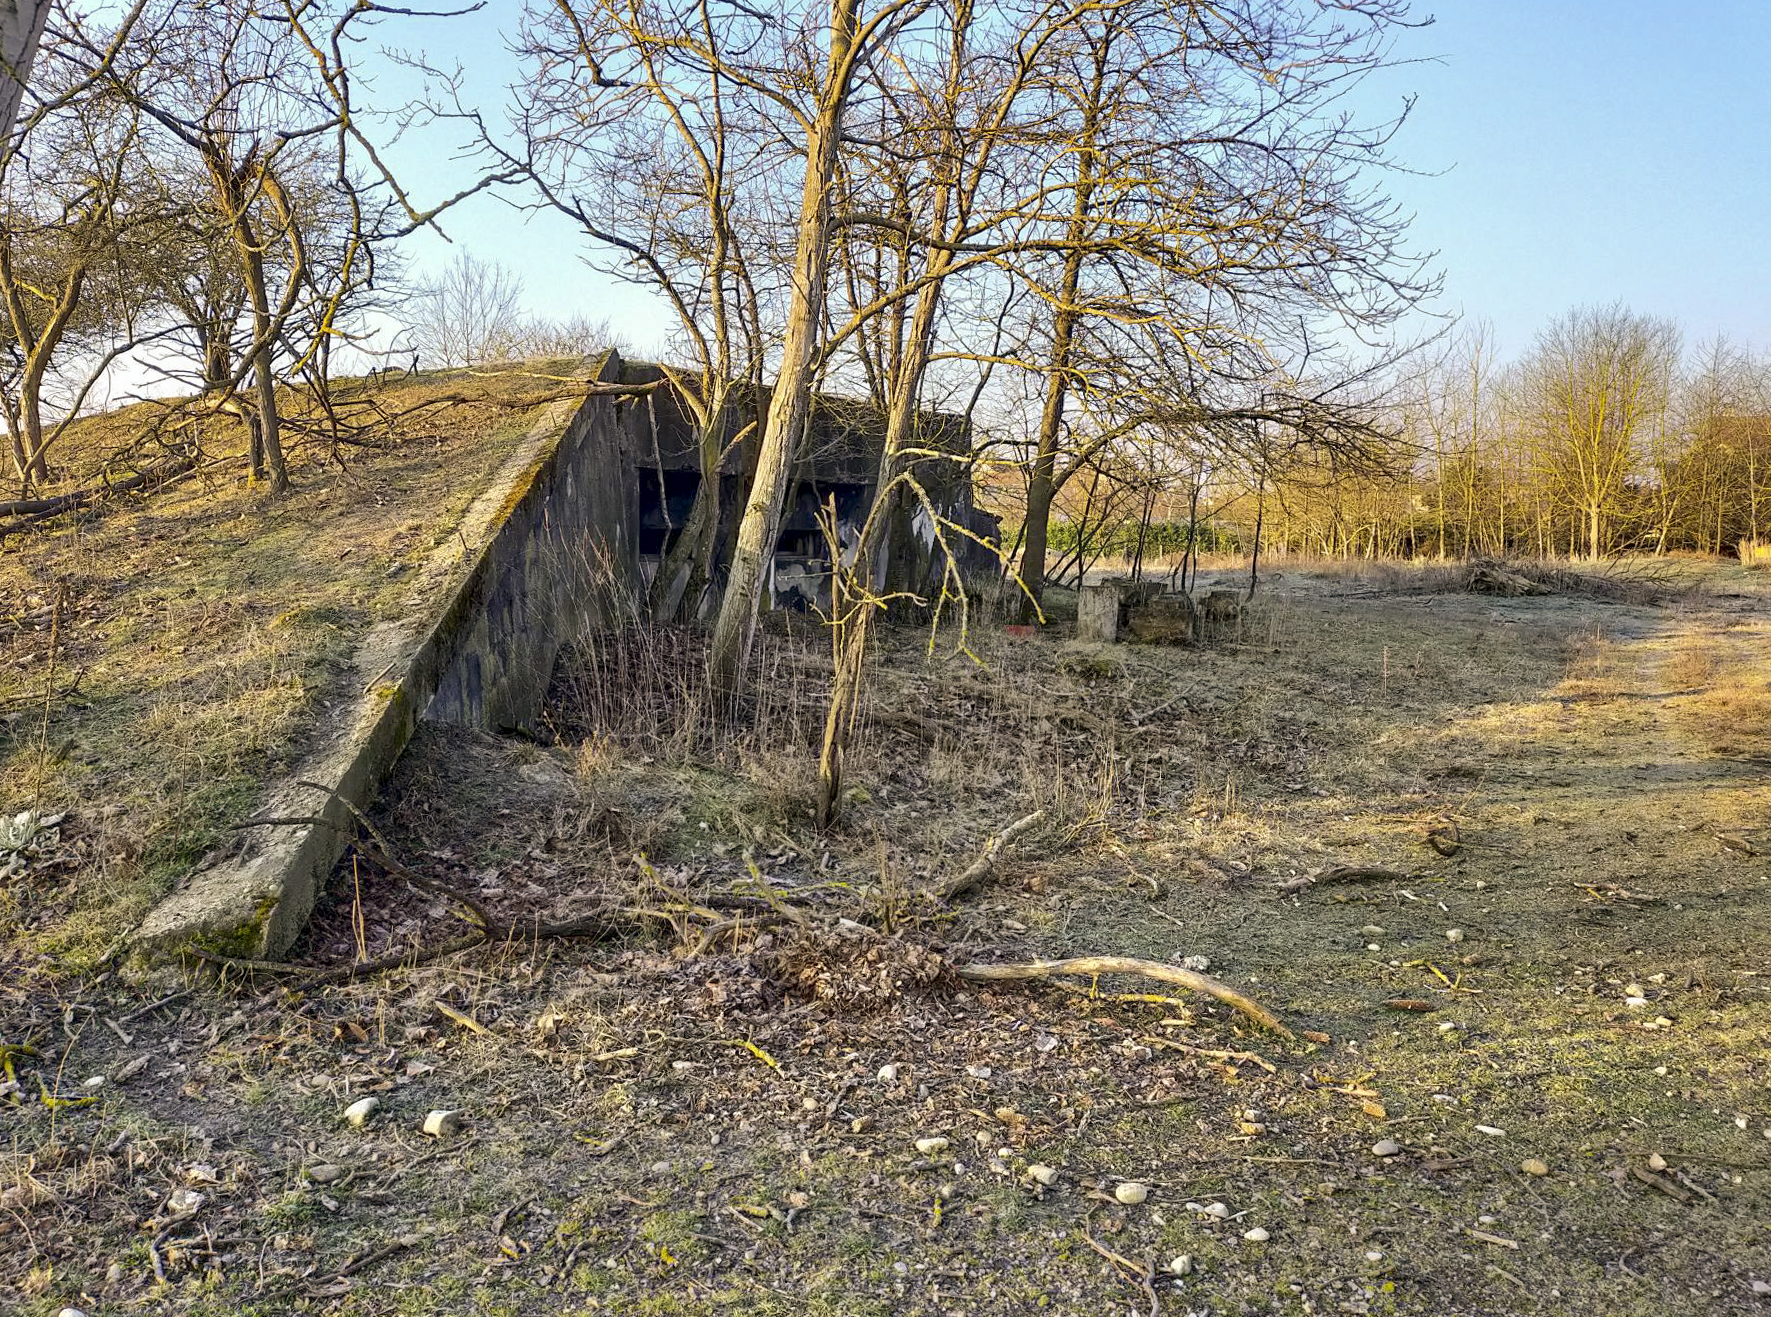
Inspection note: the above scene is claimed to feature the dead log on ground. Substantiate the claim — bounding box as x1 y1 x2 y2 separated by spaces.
1273 865 1413 893
952 954 1289 1036
937 810 1046 900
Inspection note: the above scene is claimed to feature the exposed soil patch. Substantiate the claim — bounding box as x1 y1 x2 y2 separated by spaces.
3 563 1769 1317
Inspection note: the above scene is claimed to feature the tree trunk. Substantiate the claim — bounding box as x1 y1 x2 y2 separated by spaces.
1019 473 1058 614
238 239 288 492
708 0 861 697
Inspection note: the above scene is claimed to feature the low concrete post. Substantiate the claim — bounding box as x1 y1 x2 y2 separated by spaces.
1077 583 1122 643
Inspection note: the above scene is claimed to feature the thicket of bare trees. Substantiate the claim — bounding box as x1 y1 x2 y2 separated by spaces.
1075 310 1770 571
480 0 1435 694
19 0 1760 585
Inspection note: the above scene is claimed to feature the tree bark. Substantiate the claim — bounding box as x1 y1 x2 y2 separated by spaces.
709 0 862 697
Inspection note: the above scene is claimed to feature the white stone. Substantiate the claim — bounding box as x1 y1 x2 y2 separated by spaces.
1114 1181 1149 1205
1168 1254 1193 1276
423 1110 461 1137
1029 1164 1060 1186
1200 1200 1231 1218
1475 1125 1507 1137
1243 1226 1270 1242
344 1097 381 1128
1445 928 1465 943
877 1064 900 1082
914 1137 950 1155
1647 1152 1668 1171
1372 1139 1402 1157
306 1163 346 1185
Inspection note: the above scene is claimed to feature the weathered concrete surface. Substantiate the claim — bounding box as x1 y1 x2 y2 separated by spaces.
133 364 639 962
1076 583 1122 643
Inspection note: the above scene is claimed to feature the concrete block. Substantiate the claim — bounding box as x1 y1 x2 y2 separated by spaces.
1077 583 1122 643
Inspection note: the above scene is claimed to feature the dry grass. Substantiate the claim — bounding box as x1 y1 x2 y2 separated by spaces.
1738 537 1771 568
0 360 590 975
1085 549 1698 607
5 560 1771 1317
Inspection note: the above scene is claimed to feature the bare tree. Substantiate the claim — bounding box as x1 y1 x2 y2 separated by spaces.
0 1 171 491
1524 303 1679 559
504 0 790 622
404 250 529 368
1003 0 1435 615
79 0 513 493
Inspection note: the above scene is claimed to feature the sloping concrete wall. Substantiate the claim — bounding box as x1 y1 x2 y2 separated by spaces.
134 364 643 962
422 379 642 731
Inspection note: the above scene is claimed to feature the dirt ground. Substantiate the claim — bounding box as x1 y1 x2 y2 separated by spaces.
3 558 1769 1317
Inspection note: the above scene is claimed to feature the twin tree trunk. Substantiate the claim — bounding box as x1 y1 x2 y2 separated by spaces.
708 0 861 695
236 216 287 493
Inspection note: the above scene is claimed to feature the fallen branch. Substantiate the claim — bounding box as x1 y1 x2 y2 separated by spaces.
938 810 1046 900
1628 1163 1694 1204
952 955 1289 1037
1273 865 1413 893
337 1229 428 1279
0 457 198 537
1129 686 1196 725
1082 1218 1160 1317
684 912 795 958
1142 1034 1278 1073
1382 998 1436 1013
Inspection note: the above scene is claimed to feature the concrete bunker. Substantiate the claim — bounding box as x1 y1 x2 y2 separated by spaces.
135 350 1000 963
596 352 995 617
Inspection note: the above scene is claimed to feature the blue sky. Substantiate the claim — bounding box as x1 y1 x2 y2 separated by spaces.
1356 1 1771 358
376 1 1771 367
